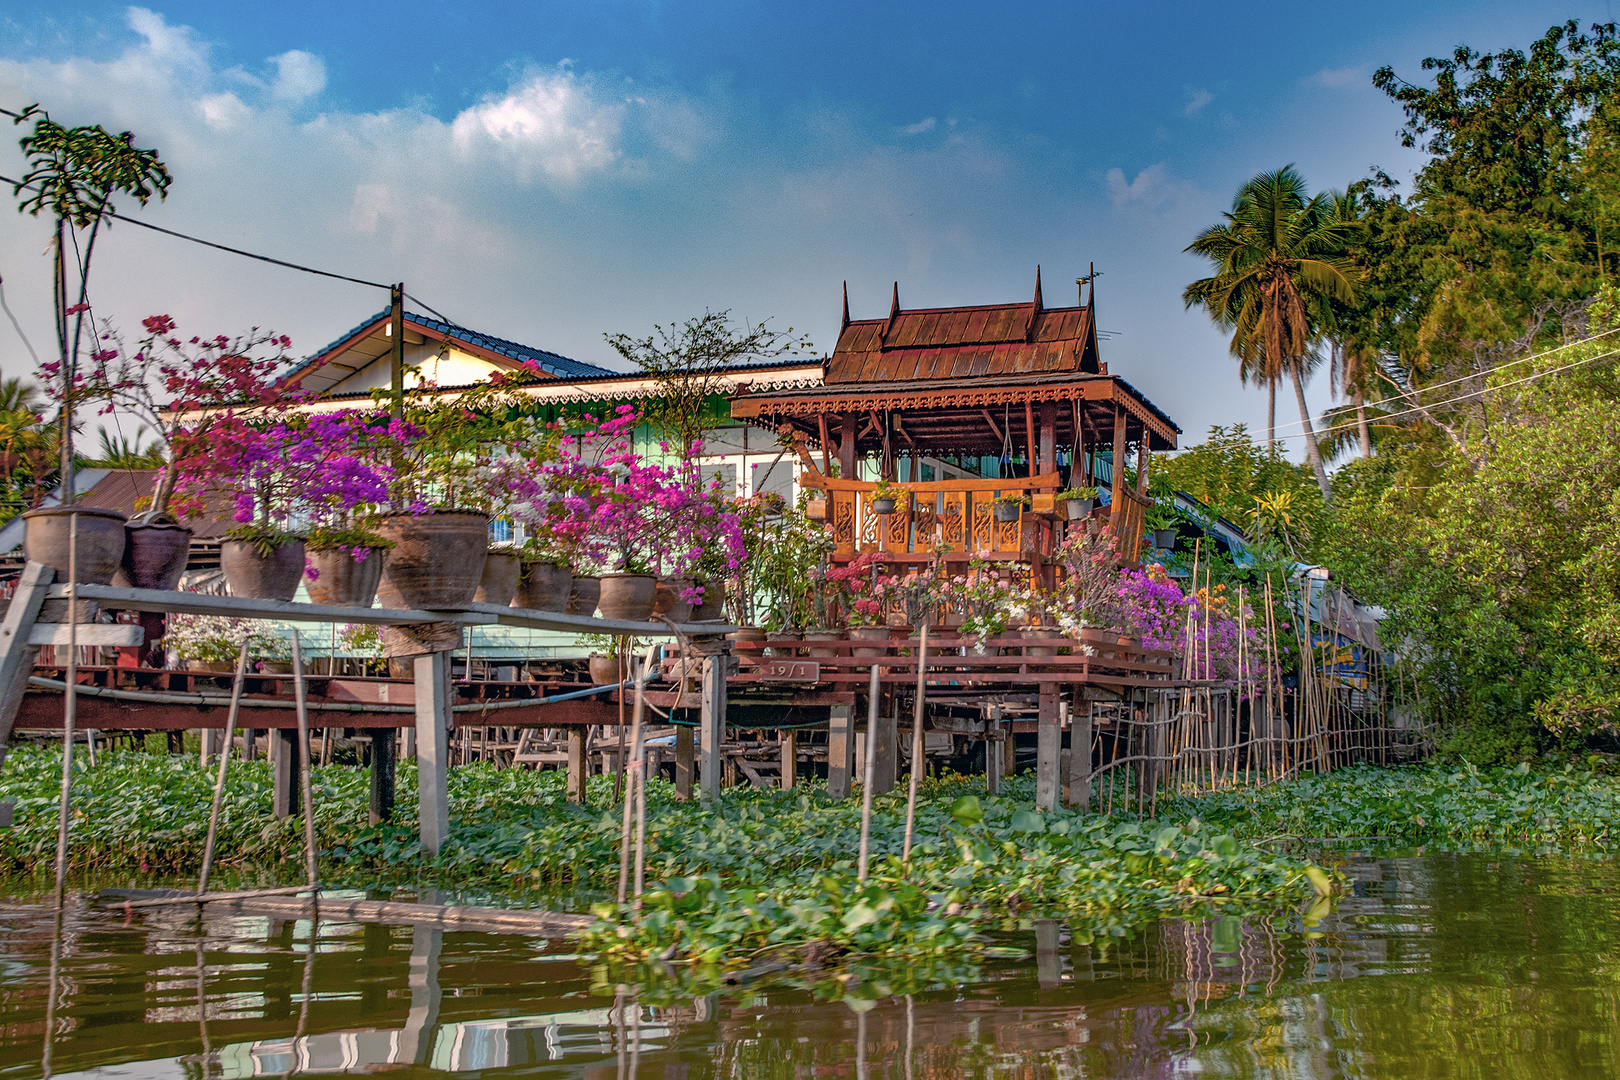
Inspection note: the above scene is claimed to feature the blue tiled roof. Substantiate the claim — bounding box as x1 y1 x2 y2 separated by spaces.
295 308 617 383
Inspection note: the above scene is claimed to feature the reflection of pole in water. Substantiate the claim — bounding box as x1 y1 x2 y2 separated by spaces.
196 935 213 1074
397 923 443 1066
41 905 65 1080
1035 919 1062 989
855 1006 867 1080
904 994 914 1080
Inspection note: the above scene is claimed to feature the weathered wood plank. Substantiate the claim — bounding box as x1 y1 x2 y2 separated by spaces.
0 562 54 770
97 887 590 935
27 624 143 647
49 583 498 627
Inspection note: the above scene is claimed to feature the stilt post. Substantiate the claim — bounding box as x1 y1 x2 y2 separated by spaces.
413 651 452 855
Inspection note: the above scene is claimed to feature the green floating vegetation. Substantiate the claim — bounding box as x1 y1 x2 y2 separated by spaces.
1166 760 1620 848
0 745 1330 975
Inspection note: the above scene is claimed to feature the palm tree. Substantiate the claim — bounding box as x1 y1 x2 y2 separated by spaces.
1184 166 1359 504
87 428 166 468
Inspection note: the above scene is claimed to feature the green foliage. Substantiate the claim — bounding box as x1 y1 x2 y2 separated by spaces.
1158 424 1324 540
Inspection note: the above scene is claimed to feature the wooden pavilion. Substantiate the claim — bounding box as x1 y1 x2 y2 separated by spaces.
730 271 1181 567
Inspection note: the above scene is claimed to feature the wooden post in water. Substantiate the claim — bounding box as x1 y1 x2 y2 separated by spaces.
674 725 694 799
857 664 881 883
699 653 728 800
902 623 929 861
567 729 588 803
369 728 396 824
874 698 898 794
50 515 79 909
779 730 797 791
1068 698 1092 810
290 635 319 890
198 642 251 895
1035 688 1061 811
414 651 452 855
271 729 298 817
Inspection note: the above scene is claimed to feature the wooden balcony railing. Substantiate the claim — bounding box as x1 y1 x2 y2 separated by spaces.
802 470 1144 564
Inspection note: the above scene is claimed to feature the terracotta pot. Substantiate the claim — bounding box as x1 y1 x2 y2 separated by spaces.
805 498 828 522
804 630 843 658
221 538 306 602
653 576 693 624
850 627 891 657
257 660 293 675
597 573 657 621
114 521 191 590
1021 626 1059 657
374 511 489 610
727 626 766 644
690 579 726 621
588 653 622 685
566 574 602 616
1064 498 1096 521
474 551 522 606
1079 627 1122 646
22 506 128 585
763 632 793 657
305 547 385 607
516 561 573 613
187 658 236 674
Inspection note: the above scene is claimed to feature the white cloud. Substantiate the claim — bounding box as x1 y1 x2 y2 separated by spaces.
269 50 326 102
450 67 623 181
1183 88 1212 117
1309 66 1365 89
197 91 250 130
903 116 936 135
1105 161 1196 210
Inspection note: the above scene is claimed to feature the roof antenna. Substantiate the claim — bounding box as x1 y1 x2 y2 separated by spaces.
841 281 850 331
1076 263 1102 307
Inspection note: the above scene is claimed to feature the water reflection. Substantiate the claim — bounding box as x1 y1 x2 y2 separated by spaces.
2 853 1619 1078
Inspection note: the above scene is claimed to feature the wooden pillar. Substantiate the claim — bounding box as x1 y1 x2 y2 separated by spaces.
674 725 694 799
1036 688 1061 811
369 728 396 824
1024 401 1036 475
566 728 587 802
779 730 797 791
699 656 727 800
839 413 858 480
414 651 452 855
1067 700 1093 810
986 706 1002 795
0 561 53 773
271 728 299 818
827 703 855 799
873 702 898 794
1109 406 1128 522
1137 435 1151 495
1038 402 1057 479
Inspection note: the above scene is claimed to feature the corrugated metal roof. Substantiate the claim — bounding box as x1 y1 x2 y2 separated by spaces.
288 309 616 386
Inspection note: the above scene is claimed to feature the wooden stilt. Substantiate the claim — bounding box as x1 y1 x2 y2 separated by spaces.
986 704 1002 795
413 651 451 855
369 728 396 824
699 654 727 800
1068 698 1093 810
271 728 298 818
857 664 880 882
0 562 55 773
198 642 251 895
1036 688 1060 810
567 728 588 803
902 623 929 861
874 700 897 794
827 703 854 799
779 730 797 791
674 725 693 799
290 635 319 890
51 516 79 909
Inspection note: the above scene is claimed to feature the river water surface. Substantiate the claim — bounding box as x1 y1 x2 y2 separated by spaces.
2 852 1617 1078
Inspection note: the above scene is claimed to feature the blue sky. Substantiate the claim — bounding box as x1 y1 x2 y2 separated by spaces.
0 1 1603 458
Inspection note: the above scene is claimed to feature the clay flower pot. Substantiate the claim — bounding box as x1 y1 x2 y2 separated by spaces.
474 550 522 606
690 579 726 621
588 653 622 685
374 511 489 610
516 561 573 612
1064 498 1096 521
305 546 386 607
597 573 657 621
114 521 192 591
22 506 128 585
653 576 694 624
187 658 237 675
1021 626 1059 657
850 627 891 657
222 538 307 601
566 574 602 616
804 630 844 657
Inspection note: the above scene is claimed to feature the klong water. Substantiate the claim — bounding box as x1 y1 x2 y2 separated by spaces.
2 853 1617 1078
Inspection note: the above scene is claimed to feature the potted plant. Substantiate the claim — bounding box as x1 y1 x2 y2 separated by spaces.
869 478 903 516
993 492 1028 523
305 522 393 608
79 316 302 590
1056 485 1099 521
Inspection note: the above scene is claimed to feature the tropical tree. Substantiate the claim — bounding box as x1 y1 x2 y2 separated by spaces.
11 104 171 503
1183 165 1359 504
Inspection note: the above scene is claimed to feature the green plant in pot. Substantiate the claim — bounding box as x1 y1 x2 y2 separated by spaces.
869 478 903 516
304 521 393 608
1056 485 1100 521
165 613 265 673
992 492 1029 523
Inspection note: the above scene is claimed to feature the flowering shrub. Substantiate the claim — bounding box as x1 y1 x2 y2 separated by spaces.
164 613 285 665
1117 564 1268 685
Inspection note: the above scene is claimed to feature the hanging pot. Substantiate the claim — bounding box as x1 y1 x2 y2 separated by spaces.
221 538 307 602
22 506 128 585
597 572 657 621
566 574 603 616
474 550 522 606
653 576 694 624
113 521 192 591
805 498 828 522
871 497 898 515
374 511 489 610
516 561 573 613
1153 528 1177 550
690 579 727 621
993 502 1022 523
588 653 622 686
305 546 386 607
1064 498 1096 521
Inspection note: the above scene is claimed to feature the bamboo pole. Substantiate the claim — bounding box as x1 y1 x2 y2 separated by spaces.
51 513 78 910
289 634 319 892
901 623 929 863
618 643 657 907
197 642 251 896
631 644 656 910
857 662 880 883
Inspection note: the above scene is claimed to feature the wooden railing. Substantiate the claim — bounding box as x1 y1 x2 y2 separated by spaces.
801 469 1145 564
